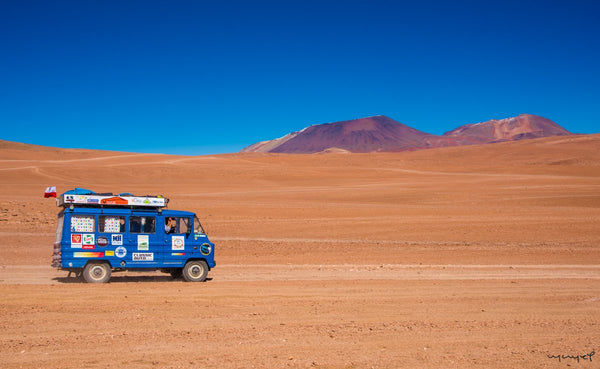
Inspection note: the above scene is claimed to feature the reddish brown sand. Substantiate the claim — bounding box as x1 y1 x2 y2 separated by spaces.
1 135 599 368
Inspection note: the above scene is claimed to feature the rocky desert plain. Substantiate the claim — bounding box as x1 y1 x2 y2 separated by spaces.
1 134 599 368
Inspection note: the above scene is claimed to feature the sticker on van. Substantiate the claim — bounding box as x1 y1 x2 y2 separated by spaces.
172 236 185 250
82 234 95 246
137 235 149 250
115 246 127 258
74 252 103 258
133 253 154 261
111 234 123 246
71 234 82 248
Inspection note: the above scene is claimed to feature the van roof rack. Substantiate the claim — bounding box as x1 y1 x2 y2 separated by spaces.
57 189 168 209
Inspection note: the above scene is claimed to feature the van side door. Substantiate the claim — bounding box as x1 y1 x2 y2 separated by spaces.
127 215 161 266
162 216 192 267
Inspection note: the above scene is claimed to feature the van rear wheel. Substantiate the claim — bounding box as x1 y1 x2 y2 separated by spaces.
182 260 208 282
82 262 111 283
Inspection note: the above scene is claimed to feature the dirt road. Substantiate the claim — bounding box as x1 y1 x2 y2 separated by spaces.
1 265 598 368
2 263 600 284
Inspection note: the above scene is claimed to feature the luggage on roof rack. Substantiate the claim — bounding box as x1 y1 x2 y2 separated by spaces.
62 188 96 195
57 189 168 208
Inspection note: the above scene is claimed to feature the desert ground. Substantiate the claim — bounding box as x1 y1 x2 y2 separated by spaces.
1 135 599 368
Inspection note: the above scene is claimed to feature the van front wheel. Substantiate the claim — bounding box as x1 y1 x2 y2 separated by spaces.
182 260 208 282
82 262 111 283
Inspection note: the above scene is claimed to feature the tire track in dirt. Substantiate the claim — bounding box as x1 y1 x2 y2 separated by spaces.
1 264 599 284
210 236 591 248
0 154 152 166
0 154 222 170
374 167 591 180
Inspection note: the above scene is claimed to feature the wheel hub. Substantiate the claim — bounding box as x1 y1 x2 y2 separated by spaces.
91 267 105 279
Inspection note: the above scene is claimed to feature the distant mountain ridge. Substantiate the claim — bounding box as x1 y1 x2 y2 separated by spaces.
241 114 572 153
442 114 570 144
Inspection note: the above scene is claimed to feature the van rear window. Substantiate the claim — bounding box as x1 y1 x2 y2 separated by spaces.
71 215 94 233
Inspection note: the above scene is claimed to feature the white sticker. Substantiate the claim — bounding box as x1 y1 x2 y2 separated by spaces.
137 235 149 250
172 236 185 250
115 246 127 258
82 234 95 246
111 234 123 246
132 252 154 261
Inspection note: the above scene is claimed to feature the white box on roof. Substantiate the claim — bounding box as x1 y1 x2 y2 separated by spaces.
57 193 168 208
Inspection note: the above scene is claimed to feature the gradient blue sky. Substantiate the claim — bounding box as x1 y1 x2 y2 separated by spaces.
1 0 599 154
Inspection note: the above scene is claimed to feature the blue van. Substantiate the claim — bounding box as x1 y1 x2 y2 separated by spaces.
51 188 215 283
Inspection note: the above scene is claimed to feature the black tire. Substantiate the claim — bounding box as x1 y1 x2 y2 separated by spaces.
182 260 208 282
82 262 111 283
170 268 183 279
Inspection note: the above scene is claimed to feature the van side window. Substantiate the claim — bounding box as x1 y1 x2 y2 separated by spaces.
179 218 190 234
164 217 190 234
130 216 155 233
71 215 94 233
98 216 126 233
164 217 176 234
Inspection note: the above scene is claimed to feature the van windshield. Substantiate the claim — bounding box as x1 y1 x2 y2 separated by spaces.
194 216 206 235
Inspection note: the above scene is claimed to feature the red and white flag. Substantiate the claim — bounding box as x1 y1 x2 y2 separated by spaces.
44 186 57 198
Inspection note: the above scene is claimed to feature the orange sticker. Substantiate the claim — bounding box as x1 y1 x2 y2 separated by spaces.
100 197 129 205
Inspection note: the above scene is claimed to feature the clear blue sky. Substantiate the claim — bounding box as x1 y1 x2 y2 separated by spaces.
1 0 598 154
